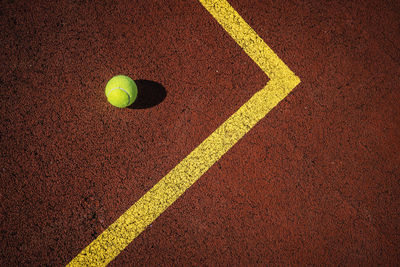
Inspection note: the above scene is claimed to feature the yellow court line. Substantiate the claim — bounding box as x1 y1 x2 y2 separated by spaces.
68 0 300 266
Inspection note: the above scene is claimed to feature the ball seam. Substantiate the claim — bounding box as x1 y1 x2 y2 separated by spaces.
107 87 131 105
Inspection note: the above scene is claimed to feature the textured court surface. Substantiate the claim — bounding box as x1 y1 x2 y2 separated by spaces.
1 0 400 266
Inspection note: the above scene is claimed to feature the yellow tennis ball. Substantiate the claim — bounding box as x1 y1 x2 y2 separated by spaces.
105 75 138 108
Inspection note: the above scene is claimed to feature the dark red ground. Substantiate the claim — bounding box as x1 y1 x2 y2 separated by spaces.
1 0 399 266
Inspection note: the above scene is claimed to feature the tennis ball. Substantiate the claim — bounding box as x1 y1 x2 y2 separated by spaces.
105 75 138 108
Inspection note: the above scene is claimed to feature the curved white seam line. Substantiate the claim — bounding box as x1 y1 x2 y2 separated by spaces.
107 87 130 104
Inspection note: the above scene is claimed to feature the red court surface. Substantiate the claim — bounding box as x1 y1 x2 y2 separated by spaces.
1 0 399 265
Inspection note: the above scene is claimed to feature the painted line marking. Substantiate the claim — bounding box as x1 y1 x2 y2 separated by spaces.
68 0 300 266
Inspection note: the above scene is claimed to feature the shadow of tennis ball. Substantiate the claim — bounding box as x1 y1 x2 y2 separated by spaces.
128 80 167 109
